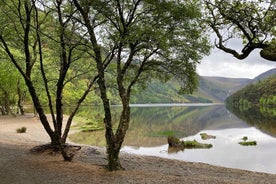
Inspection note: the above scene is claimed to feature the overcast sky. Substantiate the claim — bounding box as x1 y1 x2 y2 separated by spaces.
197 39 276 79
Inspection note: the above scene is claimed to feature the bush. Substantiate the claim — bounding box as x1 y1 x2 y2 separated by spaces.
16 127 27 133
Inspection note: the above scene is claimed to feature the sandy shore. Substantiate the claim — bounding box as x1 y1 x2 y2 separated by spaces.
1 114 276 184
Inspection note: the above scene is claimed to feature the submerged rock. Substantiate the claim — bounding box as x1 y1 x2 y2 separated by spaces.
168 136 183 147
200 133 216 140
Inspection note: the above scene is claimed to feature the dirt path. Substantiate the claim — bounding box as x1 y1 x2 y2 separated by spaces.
1 115 276 184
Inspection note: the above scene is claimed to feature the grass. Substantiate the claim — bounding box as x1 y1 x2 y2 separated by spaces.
168 136 213 150
80 124 104 132
149 130 184 137
239 136 257 146
73 116 104 132
183 140 213 149
239 141 257 146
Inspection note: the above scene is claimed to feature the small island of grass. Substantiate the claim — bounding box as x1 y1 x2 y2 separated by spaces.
167 136 212 152
239 141 257 146
239 136 257 146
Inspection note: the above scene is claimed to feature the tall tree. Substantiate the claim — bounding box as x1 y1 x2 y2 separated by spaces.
203 0 276 61
73 0 210 170
0 0 97 160
0 60 26 115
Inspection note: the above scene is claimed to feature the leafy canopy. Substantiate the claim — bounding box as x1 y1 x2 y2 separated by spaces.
203 0 276 61
89 0 210 94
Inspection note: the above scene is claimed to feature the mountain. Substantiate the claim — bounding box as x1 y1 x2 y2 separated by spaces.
130 79 214 104
251 68 276 83
225 75 276 107
197 76 249 102
225 68 276 106
131 76 251 103
198 68 276 102
131 68 276 103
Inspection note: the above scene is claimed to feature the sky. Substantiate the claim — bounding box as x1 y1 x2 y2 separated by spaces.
197 39 276 79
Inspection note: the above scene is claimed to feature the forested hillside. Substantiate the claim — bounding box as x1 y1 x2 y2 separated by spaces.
130 79 213 104
130 76 249 103
131 69 276 104
225 75 276 107
2 64 274 110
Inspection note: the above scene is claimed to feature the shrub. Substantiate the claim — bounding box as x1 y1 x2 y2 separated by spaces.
16 127 27 133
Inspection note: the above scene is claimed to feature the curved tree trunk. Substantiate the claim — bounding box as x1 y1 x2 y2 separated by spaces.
25 79 61 147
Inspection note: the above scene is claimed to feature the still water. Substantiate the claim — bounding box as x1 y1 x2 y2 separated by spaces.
70 104 276 174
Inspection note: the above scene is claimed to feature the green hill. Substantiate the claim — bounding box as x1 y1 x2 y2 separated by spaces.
130 76 249 103
130 79 214 103
225 75 276 107
130 68 276 104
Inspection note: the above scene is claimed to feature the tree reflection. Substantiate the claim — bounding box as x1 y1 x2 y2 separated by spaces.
226 105 276 137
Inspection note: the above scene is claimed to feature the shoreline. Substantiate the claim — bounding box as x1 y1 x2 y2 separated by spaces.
1 114 276 183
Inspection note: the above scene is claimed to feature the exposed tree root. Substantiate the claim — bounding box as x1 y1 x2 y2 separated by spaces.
30 143 81 161
30 143 59 153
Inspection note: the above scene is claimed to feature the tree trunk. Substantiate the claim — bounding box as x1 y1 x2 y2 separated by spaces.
1 90 12 115
106 145 123 171
0 105 4 115
71 0 127 169
17 98 24 115
111 97 131 170
49 132 62 149
16 80 25 115
96 76 122 170
105 91 131 171
25 79 58 144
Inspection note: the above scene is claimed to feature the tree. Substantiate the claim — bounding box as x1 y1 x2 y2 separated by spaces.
203 0 276 61
0 60 26 115
0 0 97 160
73 0 210 170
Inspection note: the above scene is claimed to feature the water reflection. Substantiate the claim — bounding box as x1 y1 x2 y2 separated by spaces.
70 104 276 174
122 127 276 174
227 105 276 137
70 104 248 147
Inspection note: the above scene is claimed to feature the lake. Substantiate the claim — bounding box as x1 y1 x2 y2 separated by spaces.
69 103 276 174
